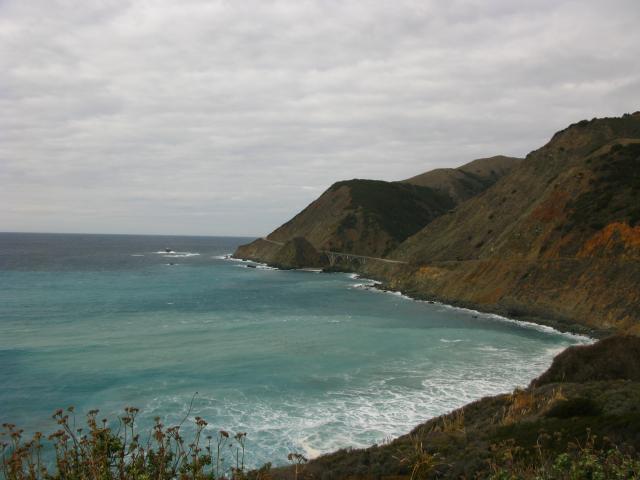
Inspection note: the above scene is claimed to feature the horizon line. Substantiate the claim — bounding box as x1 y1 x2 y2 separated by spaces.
0 230 260 239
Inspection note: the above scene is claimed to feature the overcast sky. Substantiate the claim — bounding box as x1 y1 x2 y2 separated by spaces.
1 0 639 236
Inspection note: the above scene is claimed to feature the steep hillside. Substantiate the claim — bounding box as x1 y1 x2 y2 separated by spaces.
268 180 454 257
270 237 327 270
403 155 522 203
234 156 519 262
393 116 640 263
377 112 640 334
269 336 640 479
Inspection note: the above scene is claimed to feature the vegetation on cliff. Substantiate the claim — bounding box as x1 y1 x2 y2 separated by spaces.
402 155 522 204
265 180 453 259
392 115 640 263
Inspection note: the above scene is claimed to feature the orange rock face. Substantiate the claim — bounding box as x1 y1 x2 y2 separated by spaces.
578 222 640 259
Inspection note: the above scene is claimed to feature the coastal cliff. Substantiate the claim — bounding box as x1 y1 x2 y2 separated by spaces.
234 112 640 334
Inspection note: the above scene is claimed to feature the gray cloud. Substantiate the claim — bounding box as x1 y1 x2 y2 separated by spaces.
1 0 639 235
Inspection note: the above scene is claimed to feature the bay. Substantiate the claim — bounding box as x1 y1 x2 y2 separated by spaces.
0 232 587 467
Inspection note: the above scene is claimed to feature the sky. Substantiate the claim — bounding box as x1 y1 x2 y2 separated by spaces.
1 0 639 236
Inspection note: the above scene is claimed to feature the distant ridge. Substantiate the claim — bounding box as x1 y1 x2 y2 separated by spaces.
234 156 519 263
402 155 522 203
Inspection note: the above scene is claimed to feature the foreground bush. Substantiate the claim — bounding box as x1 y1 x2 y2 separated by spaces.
1 406 265 480
488 430 640 480
4 407 640 479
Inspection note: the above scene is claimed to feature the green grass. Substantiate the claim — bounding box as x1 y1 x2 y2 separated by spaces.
329 179 454 243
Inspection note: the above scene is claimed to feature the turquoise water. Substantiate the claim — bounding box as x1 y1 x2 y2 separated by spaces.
0 233 588 467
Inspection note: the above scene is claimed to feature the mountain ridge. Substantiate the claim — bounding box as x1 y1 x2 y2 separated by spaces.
402 155 522 204
234 155 521 264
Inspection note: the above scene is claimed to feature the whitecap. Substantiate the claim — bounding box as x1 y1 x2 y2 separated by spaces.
235 264 266 269
436 304 593 343
365 288 413 300
299 439 322 459
476 345 502 352
349 277 381 291
225 256 253 263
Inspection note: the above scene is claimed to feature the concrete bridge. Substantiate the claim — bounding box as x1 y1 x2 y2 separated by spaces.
259 237 408 266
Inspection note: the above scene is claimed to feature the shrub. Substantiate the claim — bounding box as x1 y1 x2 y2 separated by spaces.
488 430 640 479
1 407 256 480
545 397 602 419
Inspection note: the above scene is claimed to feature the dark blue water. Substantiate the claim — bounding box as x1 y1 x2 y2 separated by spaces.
0 232 588 466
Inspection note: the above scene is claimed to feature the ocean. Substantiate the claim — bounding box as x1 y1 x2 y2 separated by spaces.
0 232 588 467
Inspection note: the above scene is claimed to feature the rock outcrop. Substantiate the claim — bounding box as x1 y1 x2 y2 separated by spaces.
234 237 327 270
271 237 327 270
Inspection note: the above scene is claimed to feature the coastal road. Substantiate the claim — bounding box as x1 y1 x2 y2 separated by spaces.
259 237 408 265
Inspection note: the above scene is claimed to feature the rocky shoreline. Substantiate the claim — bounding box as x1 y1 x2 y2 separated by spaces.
229 252 602 340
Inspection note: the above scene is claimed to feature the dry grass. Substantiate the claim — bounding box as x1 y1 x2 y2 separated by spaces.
501 389 537 425
394 436 438 480
500 387 568 426
440 409 465 435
